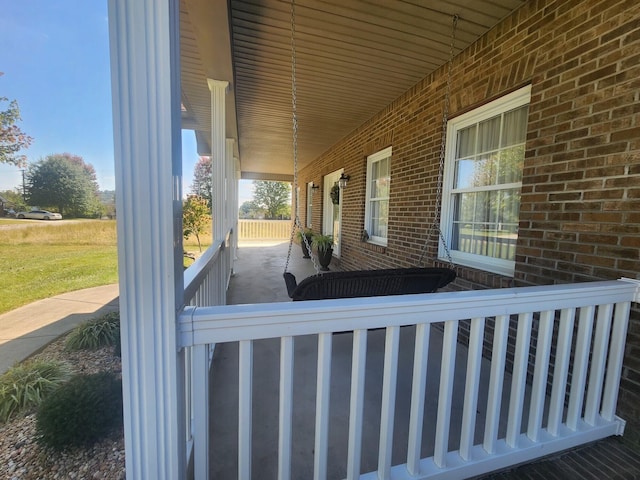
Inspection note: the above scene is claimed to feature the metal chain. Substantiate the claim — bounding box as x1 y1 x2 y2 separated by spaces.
284 0 320 275
419 14 458 268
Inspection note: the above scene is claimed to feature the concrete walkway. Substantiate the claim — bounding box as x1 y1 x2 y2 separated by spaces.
0 239 309 375
0 284 119 374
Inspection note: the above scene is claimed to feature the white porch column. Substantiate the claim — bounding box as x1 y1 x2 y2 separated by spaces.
208 79 228 303
225 139 234 233
226 139 237 272
207 79 229 243
234 157 240 261
107 1 185 479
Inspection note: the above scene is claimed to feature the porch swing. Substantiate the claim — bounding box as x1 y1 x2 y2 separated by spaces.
283 5 459 301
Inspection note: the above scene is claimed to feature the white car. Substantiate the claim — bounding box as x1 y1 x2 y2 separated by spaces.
16 210 63 220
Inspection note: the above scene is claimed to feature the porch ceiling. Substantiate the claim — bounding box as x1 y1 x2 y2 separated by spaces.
180 0 527 181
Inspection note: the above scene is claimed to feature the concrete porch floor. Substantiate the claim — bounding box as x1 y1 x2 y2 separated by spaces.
212 241 640 479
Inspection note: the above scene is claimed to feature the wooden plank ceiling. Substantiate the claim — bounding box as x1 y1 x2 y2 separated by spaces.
180 0 527 181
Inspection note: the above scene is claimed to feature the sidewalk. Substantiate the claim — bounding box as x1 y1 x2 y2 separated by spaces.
0 284 119 374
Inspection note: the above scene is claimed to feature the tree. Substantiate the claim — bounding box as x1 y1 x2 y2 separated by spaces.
0 189 27 212
26 153 101 217
238 200 265 219
252 181 291 219
0 74 33 167
190 156 212 211
99 190 116 219
183 195 209 252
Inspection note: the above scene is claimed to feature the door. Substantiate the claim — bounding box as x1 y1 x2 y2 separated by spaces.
323 169 343 257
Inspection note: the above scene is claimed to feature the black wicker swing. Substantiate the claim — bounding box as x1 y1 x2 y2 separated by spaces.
283 267 456 301
282 5 458 302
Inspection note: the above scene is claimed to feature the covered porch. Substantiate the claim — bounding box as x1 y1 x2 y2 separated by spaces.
106 0 640 479
188 241 638 479
218 242 640 480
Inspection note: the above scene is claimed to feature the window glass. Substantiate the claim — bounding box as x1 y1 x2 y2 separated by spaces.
365 147 392 246
441 86 530 276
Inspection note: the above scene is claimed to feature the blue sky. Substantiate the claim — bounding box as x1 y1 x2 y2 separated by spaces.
0 1 254 202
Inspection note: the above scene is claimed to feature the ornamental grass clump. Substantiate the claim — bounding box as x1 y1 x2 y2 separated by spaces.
65 311 120 351
0 359 72 423
36 372 123 450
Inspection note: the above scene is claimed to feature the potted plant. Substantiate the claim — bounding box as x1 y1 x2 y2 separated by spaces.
312 234 334 271
296 228 314 258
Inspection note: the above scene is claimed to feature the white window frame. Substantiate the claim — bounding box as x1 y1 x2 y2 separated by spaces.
440 85 531 276
364 146 392 246
306 182 314 228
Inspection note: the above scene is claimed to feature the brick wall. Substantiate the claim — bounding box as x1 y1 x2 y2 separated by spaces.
299 0 640 447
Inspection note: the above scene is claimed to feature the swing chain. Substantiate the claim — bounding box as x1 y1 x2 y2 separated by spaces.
420 14 458 269
285 0 320 275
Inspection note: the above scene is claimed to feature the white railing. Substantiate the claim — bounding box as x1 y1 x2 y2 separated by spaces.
238 219 291 240
181 228 234 477
179 279 639 479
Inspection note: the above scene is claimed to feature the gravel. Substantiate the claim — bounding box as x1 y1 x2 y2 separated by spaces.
0 336 125 480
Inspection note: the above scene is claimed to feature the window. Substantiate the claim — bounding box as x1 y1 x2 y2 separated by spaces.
306 182 314 228
440 86 531 276
364 146 391 246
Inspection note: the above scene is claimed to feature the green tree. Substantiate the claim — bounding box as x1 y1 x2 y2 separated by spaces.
238 200 264 219
183 195 209 252
252 181 291 219
190 156 212 211
0 74 33 167
0 188 27 212
26 153 100 217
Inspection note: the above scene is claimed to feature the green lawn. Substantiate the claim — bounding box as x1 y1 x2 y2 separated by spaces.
0 221 119 314
0 218 215 314
0 219 38 226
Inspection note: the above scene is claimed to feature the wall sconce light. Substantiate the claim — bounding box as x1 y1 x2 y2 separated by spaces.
310 183 320 195
338 173 351 189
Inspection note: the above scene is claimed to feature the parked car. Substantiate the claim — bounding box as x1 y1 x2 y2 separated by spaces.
16 210 63 220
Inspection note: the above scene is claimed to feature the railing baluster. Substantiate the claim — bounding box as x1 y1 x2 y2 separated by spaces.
547 308 576 436
192 344 209 479
314 333 332 480
239 340 253 480
566 306 595 430
527 310 554 441
483 315 509 454
459 317 485 461
407 323 431 475
434 320 458 468
346 329 367 480
506 312 532 448
378 326 400 480
584 303 613 425
601 301 631 422
278 336 294 480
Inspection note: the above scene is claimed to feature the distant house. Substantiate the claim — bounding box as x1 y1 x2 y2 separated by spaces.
0 194 14 216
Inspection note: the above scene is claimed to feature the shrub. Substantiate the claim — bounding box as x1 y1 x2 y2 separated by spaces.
0 360 71 423
36 372 123 450
65 311 120 351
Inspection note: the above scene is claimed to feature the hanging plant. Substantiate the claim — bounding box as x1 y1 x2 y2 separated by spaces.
330 183 340 205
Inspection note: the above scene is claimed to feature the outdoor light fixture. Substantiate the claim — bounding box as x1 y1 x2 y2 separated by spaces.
338 173 351 189
310 183 320 194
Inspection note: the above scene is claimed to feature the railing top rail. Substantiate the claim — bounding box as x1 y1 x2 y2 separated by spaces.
179 279 640 347
183 229 233 304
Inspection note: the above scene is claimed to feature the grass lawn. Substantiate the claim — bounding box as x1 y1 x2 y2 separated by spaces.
0 219 38 226
0 221 118 314
1 218 215 314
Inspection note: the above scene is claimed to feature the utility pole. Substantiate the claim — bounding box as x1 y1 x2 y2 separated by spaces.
20 169 26 202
